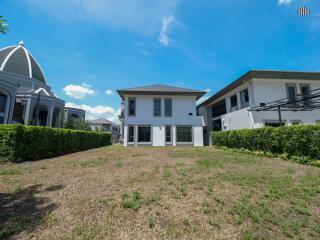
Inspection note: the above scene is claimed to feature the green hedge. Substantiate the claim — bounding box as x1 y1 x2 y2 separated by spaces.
211 125 320 164
0 124 111 163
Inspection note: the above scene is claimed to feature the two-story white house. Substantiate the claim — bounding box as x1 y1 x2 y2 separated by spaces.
117 85 206 147
198 70 320 145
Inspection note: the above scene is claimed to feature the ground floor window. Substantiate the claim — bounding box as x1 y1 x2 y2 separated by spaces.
264 122 285 127
138 126 151 142
176 126 192 143
128 126 134 143
0 92 8 124
165 126 171 143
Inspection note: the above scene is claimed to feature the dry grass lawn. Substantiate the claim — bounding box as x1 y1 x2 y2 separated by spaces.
0 145 319 240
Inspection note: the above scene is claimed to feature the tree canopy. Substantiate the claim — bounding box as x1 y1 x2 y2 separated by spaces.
0 16 8 34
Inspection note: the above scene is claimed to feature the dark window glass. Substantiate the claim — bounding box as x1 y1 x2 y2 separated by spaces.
164 98 172 117
286 85 297 103
230 95 237 108
128 99 136 116
264 122 285 127
165 126 171 142
0 116 4 124
138 126 151 142
176 127 192 143
300 84 311 106
240 89 249 107
212 119 222 131
211 99 226 118
0 93 7 113
154 98 161 116
128 126 134 143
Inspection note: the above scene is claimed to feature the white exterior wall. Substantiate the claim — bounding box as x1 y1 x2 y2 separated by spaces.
216 78 320 131
122 95 204 147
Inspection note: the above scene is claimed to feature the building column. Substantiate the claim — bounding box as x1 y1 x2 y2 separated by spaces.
134 125 138 147
172 125 176 146
47 100 54 127
237 93 241 110
123 125 128 147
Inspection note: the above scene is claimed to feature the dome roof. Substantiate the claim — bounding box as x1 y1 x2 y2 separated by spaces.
0 41 46 83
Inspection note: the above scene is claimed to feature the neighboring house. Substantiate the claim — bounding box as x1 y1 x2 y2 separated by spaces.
88 118 119 143
117 84 206 147
0 41 84 127
64 107 86 123
198 70 320 145
0 41 65 127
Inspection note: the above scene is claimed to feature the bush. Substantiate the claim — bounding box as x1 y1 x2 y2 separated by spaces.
0 124 111 163
212 125 320 165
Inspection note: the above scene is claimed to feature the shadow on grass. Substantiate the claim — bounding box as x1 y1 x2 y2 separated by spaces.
0 184 62 239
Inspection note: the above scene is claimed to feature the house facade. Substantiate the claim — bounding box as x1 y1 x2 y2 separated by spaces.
117 85 205 147
88 118 119 143
0 41 85 127
63 107 86 123
0 41 65 127
198 70 320 145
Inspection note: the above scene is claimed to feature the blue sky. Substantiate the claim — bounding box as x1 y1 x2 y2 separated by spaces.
1 0 320 121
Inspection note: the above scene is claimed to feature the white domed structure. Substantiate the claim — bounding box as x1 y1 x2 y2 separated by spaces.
0 41 67 127
0 41 46 83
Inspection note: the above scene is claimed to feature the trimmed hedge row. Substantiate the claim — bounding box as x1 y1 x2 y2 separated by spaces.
211 125 320 163
0 124 111 163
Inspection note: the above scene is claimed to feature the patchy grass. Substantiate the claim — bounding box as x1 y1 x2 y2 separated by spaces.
0 146 319 239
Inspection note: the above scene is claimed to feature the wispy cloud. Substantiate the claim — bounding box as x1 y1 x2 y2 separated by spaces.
66 102 120 123
63 83 97 99
105 89 113 95
278 0 293 6
21 0 180 36
159 15 175 47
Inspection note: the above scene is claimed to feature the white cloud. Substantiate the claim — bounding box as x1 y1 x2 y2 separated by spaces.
63 83 97 99
159 15 175 46
278 0 292 5
105 89 113 95
66 102 120 123
205 88 211 93
21 0 180 36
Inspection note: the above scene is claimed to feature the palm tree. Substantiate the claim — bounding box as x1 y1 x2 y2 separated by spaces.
0 16 8 34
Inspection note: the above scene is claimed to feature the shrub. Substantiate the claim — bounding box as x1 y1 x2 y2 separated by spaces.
212 125 320 165
0 124 111 163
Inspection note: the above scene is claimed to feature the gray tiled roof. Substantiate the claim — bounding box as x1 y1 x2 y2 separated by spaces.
89 118 113 125
117 84 206 100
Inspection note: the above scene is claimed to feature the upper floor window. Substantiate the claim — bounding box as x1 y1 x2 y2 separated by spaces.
154 98 161 117
240 89 249 108
230 94 238 112
164 98 172 117
286 84 297 103
128 98 136 116
212 99 226 118
300 84 311 106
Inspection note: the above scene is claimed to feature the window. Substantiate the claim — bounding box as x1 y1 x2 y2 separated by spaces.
264 122 285 127
240 89 249 108
286 84 297 103
128 98 136 116
138 126 151 142
128 126 134 143
300 84 311 106
0 92 8 124
165 126 171 143
0 92 7 113
176 126 192 143
164 98 172 117
230 94 238 111
212 119 222 131
211 99 226 118
153 98 161 117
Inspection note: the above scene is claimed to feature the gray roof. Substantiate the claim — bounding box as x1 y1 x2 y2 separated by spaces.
117 84 206 100
89 118 114 125
198 70 320 107
0 41 46 83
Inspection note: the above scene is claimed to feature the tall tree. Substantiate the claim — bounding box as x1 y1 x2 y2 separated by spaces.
0 16 8 34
